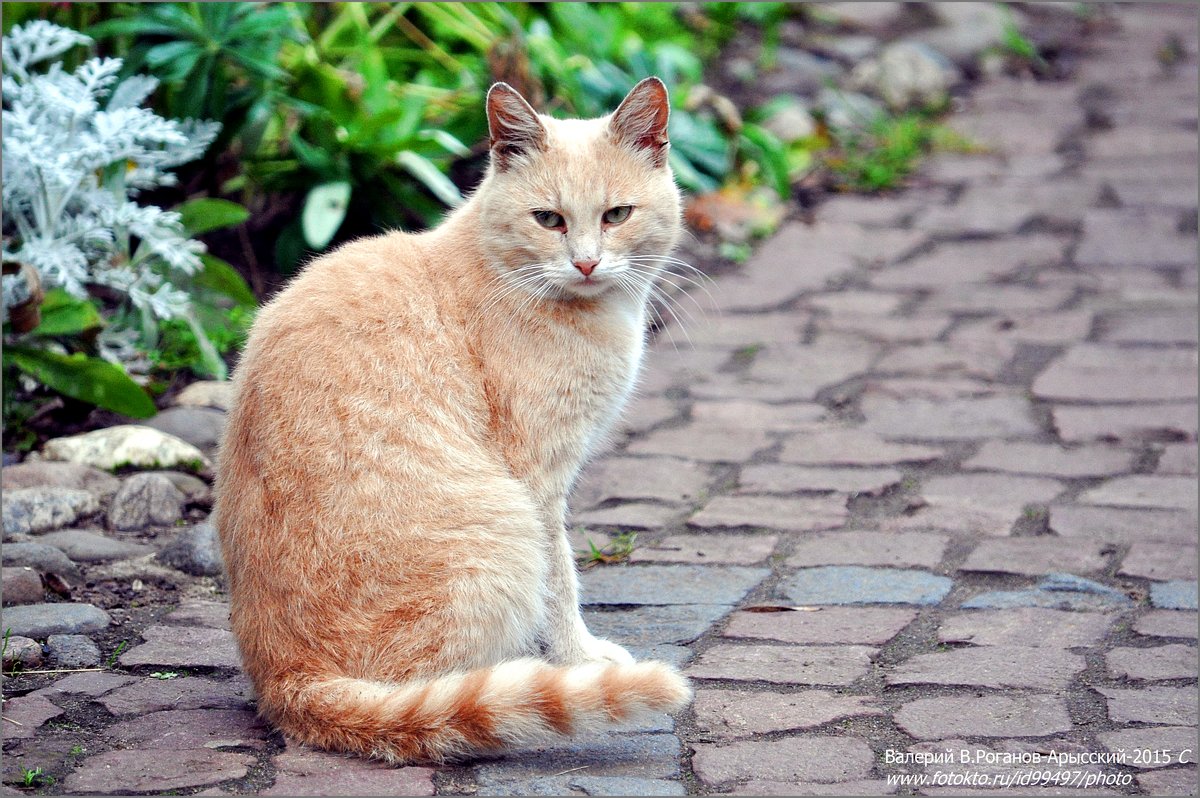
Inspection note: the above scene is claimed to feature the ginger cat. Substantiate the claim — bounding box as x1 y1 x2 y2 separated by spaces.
214 77 691 763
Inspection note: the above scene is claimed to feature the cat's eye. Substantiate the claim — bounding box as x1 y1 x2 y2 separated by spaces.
603 206 633 225
533 210 566 230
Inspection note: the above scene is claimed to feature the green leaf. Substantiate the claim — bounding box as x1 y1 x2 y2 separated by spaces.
182 311 227 380
196 254 256 308
396 151 462 208
301 182 352 250
416 129 471 158
739 123 792 198
175 198 250 237
31 290 103 337
4 346 157 419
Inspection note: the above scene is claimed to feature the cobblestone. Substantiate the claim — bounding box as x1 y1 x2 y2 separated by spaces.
1107 644 1198 681
691 736 875 786
886 646 1085 690
688 494 848 532
1151 581 1199 610
783 566 953 606
787 531 948 569
937 608 1116 648
693 689 882 737
1098 686 1198 726
686 644 876 685
723 607 916 645
895 695 1073 739
960 538 1109 576
1134 611 1198 640
580 565 767 606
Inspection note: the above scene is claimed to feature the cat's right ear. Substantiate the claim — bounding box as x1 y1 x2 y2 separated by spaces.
486 82 547 171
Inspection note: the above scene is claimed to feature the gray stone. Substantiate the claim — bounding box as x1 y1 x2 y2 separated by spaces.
143 405 227 450
475 733 681 782
1134 611 1198 640
263 744 435 797
583 604 731 647
625 425 771 463
1099 686 1197 726
963 441 1135 478
119 625 241 668
920 473 1065 517
1 602 110 639
782 566 953 606
1152 581 1198 610
109 472 187 530
938 609 1116 648
43 424 211 472
112 707 269 750
861 395 1040 440
571 456 711 510
1137 768 1200 795
568 776 684 797
1108 644 1197 681
779 428 942 465
2 487 97 536
738 465 902 496
1053 402 1198 444
1050 505 1197 545
156 521 224 576
32 671 135 698
896 695 1073 740
1079 476 1197 512
63 749 254 793
1035 346 1198 403
761 96 816 144
2 566 43 604
1157 443 1198 476
886 646 1085 690
98 674 252 715
629 533 778 565
690 400 825 431
0 541 80 580
0 693 63 739
761 49 843 97
38 528 154 562
1121 543 1198 581
166 599 232 630
581 565 767 606
686 644 876 686
818 89 886 132
46 634 100 668
963 573 1134 611
787 532 948 569
175 380 236 411
723 607 916 645
851 42 959 111
1 635 43 669
1104 310 1199 345
692 736 874 785
573 502 679 531
688 495 848 532
960 538 1109 576
694 689 882 737
1 460 121 498
155 470 212 503
739 780 896 796
1077 209 1196 268
1099 727 1196 769
917 1 1011 64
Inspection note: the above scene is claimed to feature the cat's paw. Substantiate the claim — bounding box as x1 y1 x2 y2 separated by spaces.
580 635 636 665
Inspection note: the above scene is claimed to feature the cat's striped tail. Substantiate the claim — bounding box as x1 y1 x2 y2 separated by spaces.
261 658 691 763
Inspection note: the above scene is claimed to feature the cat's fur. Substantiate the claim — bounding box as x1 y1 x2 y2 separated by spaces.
214 78 691 763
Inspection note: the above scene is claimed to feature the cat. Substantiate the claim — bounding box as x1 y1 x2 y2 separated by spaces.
214 77 691 763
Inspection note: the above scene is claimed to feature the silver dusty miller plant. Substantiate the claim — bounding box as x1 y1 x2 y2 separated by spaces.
2 20 219 368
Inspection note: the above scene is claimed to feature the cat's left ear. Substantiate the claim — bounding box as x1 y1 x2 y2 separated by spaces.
608 77 671 167
487 82 547 171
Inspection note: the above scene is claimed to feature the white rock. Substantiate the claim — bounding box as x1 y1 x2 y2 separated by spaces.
762 97 817 144
42 426 211 473
850 41 960 110
916 2 1013 66
174 380 235 412
3 488 98 536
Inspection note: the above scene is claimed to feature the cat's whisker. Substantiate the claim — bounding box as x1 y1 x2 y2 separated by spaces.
624 265 710 331
625 256 719 313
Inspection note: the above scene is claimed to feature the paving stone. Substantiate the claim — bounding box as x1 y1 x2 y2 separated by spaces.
33 671 136 699
165 599 232 630
46 634 100 668
1098 686 1197 726
921 473 1065 515
920 285 1072 314
874 341 1016 380
1 635 43 669
960 538 1109 576
1053 402 1198 443
688 495 848 532
677 312 805 349
1079 476 1197 512
861 395 1041 440
2 602 110 639
895 695 1073 739
0 694 62 740
2 487 98 536
262 744 435 796
693 688 883 737
580 565 767 606
1120 543 1199 581
783 566 953 606
948 309 1096 347
567 776 684 796
1034 345 1198 402
1136 768 1200 795
687 644 876 686
880 503 1016 537
1151 581 1199 610
1157 444 1198 476
938 609 1116 648
690 400 826 431
872 236 1065 287
112 707 269 750
779 427 942 465
692 736 874 785
43 425 211 472
625 425 772 463
629 533 778 565
63 748 254 792
1098 727 1197 769
0 541 80 580
963 441 1135 477
582 604 732 646
1107 644 1197 681
1 460 121 498
619 396 680 435
1134 611 1198 640
738 343 878 401
119 625 241 668
886 646 1084 690
820 314 952 344
572 502 679 531
100 675 254 715
963 573 1134 611
109 472 187 530
739 779 896 796
156 521 226 575
2 565 43 604
37 528 153 562
806 290 906 316
738 465 902 496
475 733 681 782
788 532 948 569
723 607 916 645
571 457 711 510
1103 310 1199 345
1076 209 1196 268
1050 505 1197 545
143 405 227 450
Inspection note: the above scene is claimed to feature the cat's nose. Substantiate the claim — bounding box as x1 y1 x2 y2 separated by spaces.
573 259 599 277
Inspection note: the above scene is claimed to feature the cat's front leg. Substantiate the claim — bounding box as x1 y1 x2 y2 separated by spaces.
542 516 635 665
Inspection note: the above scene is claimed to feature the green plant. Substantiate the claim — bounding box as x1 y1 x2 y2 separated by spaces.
149 670 180 679
104 640 128 669
581 531 639 568
825 111 953 192
19 767 52 788
69 745 85 757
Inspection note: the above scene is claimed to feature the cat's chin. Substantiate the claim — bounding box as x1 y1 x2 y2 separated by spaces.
555 277 619 300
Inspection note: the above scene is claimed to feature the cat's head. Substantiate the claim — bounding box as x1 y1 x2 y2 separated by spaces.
475 77 683 302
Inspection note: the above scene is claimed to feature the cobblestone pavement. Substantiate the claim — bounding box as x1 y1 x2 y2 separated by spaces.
3 5 1198 796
